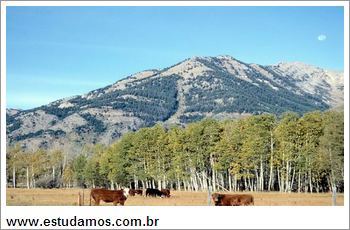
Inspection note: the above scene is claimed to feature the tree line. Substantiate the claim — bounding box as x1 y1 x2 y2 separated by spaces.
7 110 343 193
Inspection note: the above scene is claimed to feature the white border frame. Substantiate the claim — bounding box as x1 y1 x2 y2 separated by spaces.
1 1 349 229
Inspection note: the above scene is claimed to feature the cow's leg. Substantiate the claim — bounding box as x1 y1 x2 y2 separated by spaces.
95 198 100 206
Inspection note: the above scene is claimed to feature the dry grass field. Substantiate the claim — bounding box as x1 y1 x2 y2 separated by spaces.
6 188 344 206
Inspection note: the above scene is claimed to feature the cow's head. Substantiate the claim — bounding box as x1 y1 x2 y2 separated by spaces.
123 188 130 197
212 193 224 204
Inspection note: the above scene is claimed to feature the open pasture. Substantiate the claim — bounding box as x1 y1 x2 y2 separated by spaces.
6 188 344 206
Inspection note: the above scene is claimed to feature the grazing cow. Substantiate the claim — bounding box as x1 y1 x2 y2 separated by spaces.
146 188 164 197
161 189 171 197
129 189 136 196
212 193 254 206
90 188 130 206
129 189 143 196
135 189 143 196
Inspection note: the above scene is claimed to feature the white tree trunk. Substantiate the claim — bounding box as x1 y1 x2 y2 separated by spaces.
277 168 281 192
193 172 199 191
134 175 138 189
26 167 30 189
219 173 225 190
260 158 264 191
195 173 201 191
234 174 238 191
297 170 301 193
177 176 181 191
228 171 232 191
52 166 55 180
268 132 274 191
13 167 16 188
202 171 208 191
210 154 216 192
110 179 114 190
285 161 289 192
309 169 313 193
290 167 296 192
304 172 308 193
163 175 167 189
255 170 259 191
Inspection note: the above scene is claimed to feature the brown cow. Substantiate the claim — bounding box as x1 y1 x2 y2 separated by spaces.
128 189 136 196
212 193 254 206
161 189 170 198
129 189 143 196
90 188 130 206
135 189 143 196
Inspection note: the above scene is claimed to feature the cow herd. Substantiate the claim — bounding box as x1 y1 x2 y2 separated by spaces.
89 188 254 206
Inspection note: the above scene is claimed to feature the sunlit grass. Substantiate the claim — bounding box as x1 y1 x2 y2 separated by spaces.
7 188 343 206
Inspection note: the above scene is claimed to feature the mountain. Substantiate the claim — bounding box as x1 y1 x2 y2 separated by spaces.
6 55 344 153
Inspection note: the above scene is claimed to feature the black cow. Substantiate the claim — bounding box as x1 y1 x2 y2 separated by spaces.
146 188 163 197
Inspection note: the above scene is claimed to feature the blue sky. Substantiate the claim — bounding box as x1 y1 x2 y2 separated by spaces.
7 6 344 109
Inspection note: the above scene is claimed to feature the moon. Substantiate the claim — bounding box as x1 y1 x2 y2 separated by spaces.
317 34 327 41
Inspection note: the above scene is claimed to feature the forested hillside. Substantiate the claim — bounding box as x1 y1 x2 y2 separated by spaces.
7 110 344 193
6 56 343 153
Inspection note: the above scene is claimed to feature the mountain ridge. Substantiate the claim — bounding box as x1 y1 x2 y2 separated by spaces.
6 55 344 154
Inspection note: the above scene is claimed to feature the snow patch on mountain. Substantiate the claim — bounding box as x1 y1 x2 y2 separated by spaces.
160 58 212 79
107 70 159 92
58 101 75 109
51 113 87 132
215 55 254 83
270 62 344 106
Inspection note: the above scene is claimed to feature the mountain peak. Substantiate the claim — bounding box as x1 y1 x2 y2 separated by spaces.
188 54 236 60
216 54 236 60
160 56 213 79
